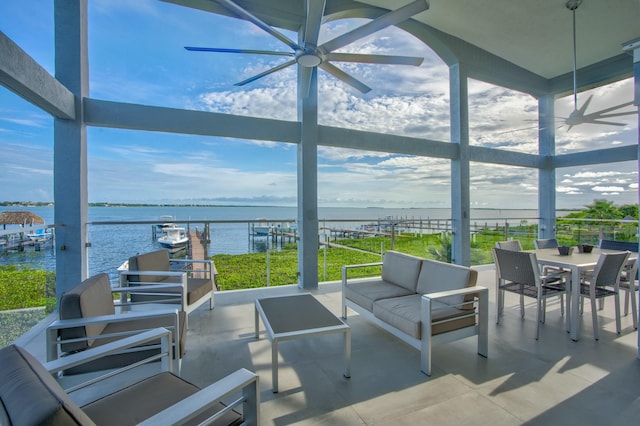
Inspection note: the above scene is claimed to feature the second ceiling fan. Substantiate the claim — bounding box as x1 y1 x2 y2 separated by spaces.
185 0 430 97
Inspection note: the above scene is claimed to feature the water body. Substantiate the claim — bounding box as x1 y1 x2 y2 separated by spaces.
0 205 560 279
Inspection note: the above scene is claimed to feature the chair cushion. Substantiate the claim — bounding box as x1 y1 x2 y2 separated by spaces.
0 345 93 425
381 251 423 292
373 294 476 339
129 249 171 283
185 277 214 305
345 278 415 312
416 260 477 309
81 372 242 426
59 273 116 353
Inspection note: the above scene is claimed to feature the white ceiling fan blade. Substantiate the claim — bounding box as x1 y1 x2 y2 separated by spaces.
216 0 300 51
319 62 371 93
185 47 294 57
320 0 429 53
234 59 296 86
326 52 423 66
304 0 326 47
299 66 314 98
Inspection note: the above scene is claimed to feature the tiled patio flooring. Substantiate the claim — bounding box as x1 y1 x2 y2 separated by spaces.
19 267 640 425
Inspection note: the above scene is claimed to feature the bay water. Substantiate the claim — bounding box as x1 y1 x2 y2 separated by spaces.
0 205 554 280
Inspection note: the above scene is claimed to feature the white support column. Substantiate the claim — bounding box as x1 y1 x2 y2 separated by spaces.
297 67 319 289
450 63 471 266
538 94 556 239
622 38 640 359
53 0 89 296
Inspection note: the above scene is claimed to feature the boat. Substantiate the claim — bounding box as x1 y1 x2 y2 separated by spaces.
252 219 271 236
26 228 53 243
157 225 189 253
155 215 177 233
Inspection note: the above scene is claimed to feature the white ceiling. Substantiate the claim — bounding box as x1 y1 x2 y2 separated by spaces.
164 0 639 83
364 0 639 79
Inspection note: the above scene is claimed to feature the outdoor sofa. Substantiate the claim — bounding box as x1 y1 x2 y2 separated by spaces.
342 250 488 375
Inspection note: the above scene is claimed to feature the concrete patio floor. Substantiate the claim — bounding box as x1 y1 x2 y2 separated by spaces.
184 267 640 425
20 266 640 425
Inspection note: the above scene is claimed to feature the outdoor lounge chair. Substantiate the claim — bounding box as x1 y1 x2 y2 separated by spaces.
2 328 259 425
120 249 215 324
46 273 186 374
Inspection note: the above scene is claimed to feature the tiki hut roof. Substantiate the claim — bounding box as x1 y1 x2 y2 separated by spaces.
0 211 45 225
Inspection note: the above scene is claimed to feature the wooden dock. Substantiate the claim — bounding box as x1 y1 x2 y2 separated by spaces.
187 230 207 261
187 229 218 284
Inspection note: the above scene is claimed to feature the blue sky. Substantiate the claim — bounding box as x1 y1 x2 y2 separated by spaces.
1 0 637 209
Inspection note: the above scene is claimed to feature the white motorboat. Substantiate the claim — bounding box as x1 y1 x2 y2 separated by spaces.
157 225 189 253
252 219 271 236
26 228 53 242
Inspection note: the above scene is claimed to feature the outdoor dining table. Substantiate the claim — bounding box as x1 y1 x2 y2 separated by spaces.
534 247 638 341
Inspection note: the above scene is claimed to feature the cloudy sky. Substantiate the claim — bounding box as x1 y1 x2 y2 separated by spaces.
0 0 637 210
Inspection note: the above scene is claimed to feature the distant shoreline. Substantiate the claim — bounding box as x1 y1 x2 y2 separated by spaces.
0 201 581 211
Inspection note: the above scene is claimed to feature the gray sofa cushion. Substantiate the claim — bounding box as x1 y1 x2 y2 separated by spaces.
345 278 415 312
0 345 93 425
373 294 476 339
416 259 477 308
381 251 423 292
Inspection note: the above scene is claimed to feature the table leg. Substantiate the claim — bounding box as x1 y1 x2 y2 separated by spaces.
344 328 351 378
272 339 279 393
570 266 581 341
254 302 259 338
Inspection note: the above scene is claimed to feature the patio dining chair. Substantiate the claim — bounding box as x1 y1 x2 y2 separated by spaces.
495 240 523 251
495 239 566 316
534 238 559 249
492 248 568 339
599 240 638 329
579 251 630 340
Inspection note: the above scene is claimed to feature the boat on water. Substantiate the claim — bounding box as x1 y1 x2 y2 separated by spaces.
157 225 189 253
252 219 271 237
26 228 53 243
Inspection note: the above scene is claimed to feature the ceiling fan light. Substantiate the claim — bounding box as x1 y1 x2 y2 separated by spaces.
297 53 322 67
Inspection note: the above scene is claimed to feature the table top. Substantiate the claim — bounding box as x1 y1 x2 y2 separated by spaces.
256 293 346 335
533 247 637 269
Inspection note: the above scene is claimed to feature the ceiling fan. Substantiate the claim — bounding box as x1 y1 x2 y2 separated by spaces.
562 0 636 130
184 0 429 97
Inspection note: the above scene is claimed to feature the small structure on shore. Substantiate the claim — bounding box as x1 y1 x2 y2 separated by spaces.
0 211 52 251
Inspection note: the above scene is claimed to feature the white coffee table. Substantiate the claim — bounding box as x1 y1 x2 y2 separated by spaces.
254 293 351 393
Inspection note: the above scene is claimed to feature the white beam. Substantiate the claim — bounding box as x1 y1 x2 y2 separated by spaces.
0 31 75 119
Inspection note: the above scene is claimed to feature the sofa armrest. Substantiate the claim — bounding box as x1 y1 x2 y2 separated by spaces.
46 308 181 363
341 262 383 283
341 262 384 318
138 368 260 426
45 327 175 391
421 286 489 376
422 285 488 306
